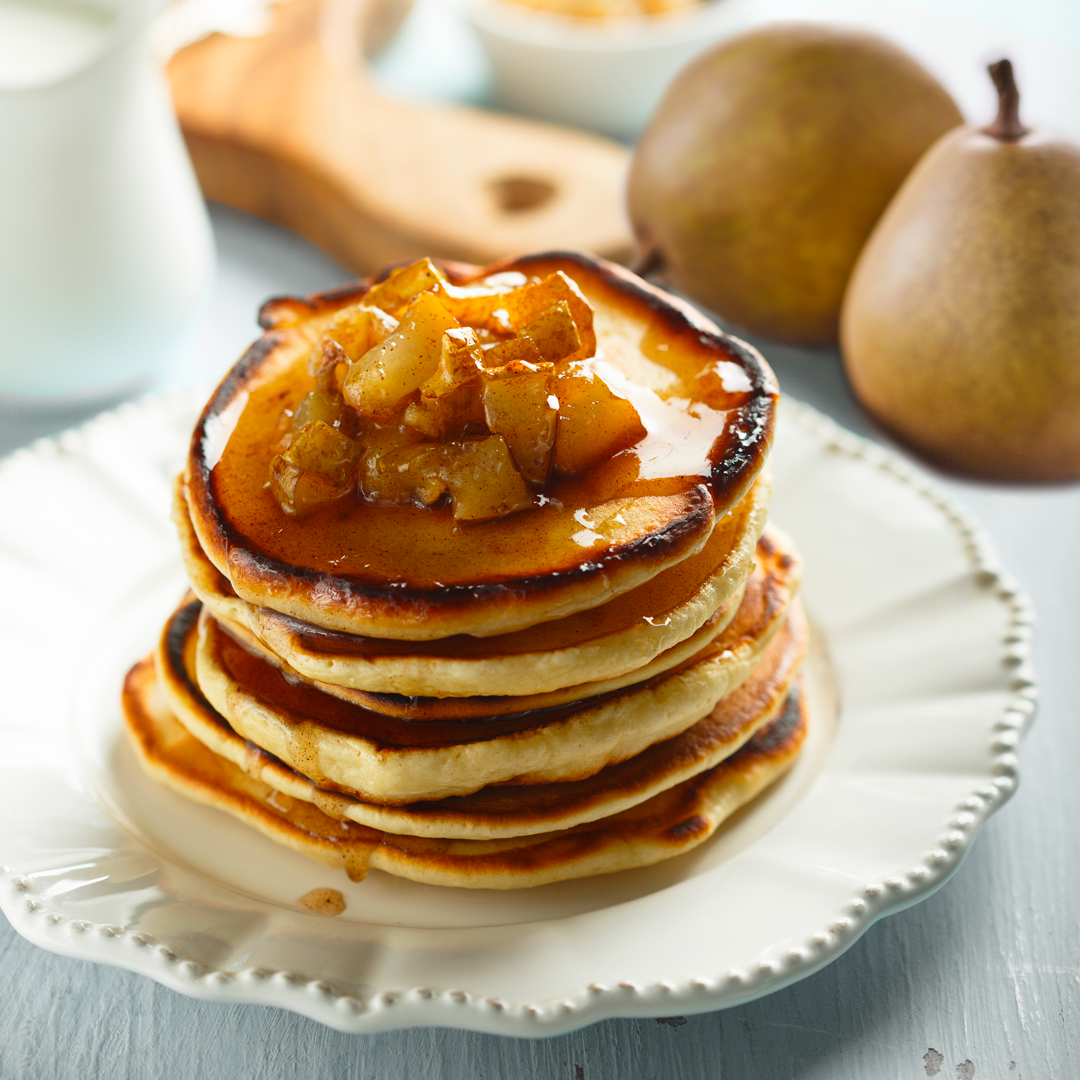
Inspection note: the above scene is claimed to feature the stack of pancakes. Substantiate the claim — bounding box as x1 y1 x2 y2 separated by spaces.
123 252 808 890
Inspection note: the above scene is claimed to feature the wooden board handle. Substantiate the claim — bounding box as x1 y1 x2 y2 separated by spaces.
167 0 634 274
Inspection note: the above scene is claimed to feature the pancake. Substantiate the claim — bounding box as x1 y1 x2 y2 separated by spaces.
184 252 777 640
124 653 808 888
120 250 802 890
154 595 805 839
176 466 772 698
188 531 803 804
210 577 746 721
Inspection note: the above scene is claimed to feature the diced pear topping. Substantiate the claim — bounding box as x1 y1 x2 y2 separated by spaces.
360 443 449 505
306 307 398 405
285 420 361 485
520 301 584 364
307 338 349 398
401 398 442 439
481 361 557 488
342 292 460 420
360 437 534 522
440 437 535 522
269 421 361 516
420 379 486 440
554 362 647 476
438 281 518 336
415 327 486 438
362 258 520 335
423 326 484 399
362 259 447 319
270 258 646 523
500 271 597 358
292 386 346 430
320 304 399 363
482 335 544 370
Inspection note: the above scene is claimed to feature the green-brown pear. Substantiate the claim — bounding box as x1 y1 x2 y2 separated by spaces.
627 24 963 345
841 60 1080 481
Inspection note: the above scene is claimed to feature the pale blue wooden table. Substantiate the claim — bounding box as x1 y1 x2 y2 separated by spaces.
2 1 1078 1075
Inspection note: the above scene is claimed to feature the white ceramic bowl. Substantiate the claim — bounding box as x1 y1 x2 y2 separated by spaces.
464 0 742 136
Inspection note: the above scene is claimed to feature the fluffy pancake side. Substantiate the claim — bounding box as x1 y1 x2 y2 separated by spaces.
188 532 802 803
157 596 804 838
125 652 808 888
211 580 746 721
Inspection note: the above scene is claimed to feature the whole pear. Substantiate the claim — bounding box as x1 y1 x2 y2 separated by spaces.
627 24 963 345
841 61 1080 481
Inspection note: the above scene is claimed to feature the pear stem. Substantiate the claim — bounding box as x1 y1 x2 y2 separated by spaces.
984 59 1029 141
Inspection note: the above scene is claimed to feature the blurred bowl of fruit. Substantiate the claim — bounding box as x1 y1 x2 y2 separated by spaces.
463 0 739 136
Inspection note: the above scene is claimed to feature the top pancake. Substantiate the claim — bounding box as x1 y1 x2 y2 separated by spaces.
184 252 778 639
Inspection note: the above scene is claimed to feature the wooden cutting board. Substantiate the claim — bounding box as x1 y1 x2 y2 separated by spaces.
166 0 634 275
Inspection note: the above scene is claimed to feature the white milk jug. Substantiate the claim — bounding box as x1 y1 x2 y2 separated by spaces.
0 0 214 400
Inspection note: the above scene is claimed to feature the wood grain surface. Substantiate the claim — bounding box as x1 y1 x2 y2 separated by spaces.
165 0 634 276
0 205 1075 1080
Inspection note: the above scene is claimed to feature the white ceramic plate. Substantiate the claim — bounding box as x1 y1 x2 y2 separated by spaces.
0 391 1033 1036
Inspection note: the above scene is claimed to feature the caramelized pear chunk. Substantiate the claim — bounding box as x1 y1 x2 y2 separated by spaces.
343 293 460 420
360 443 449 506
307 336 348 385
441 436 535 522
269 420 361 516
481 361 557 487
422 327 484 398
432 382 487 439
360 436 534 522
554 362 646 476
482 336 545 370
362 260 447 319
306 307 397 411
520 300 585 364
401 398 442 439
292 386 346 430
438 283 518 336
415 327 486 438
500 272 597 357
364 257 522 336
320 304 399 363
